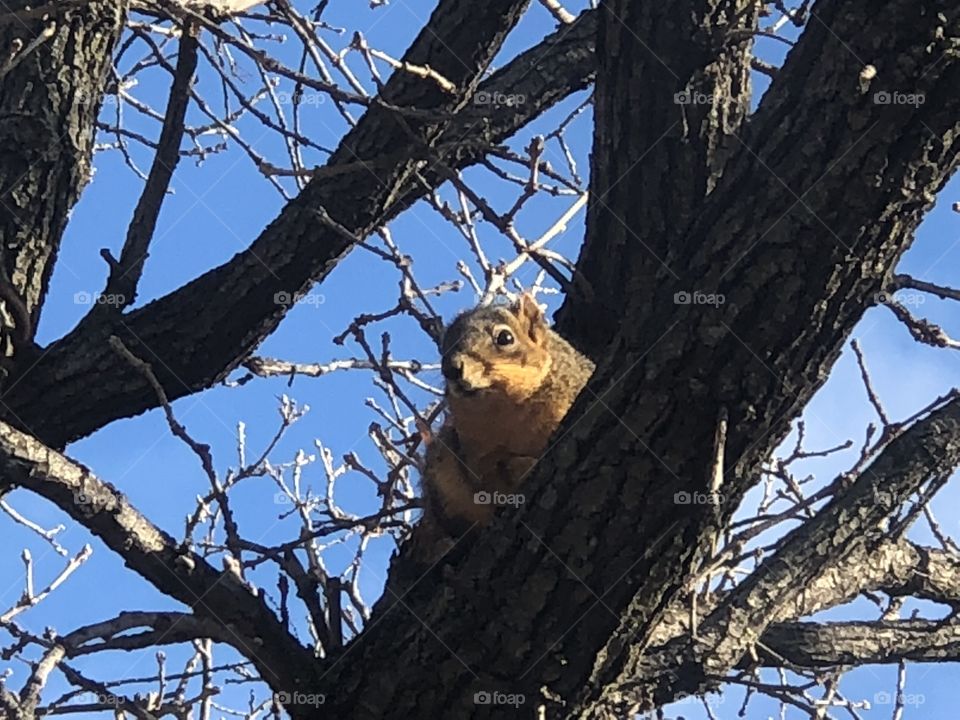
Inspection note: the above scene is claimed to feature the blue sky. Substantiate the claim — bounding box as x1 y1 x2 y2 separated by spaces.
1 1 958 717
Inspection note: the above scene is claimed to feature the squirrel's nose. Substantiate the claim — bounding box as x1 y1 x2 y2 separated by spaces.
442 355 463 381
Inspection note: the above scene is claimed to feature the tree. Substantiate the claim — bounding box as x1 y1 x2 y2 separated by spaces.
0 0 958 718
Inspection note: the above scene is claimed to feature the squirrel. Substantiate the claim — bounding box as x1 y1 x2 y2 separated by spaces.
419 294 595 538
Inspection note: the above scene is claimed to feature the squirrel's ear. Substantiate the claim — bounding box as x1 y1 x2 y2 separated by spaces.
513 293 546 342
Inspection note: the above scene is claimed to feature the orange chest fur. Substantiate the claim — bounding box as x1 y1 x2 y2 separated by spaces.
450 395 561 459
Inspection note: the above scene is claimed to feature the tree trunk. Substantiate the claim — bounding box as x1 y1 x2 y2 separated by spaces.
0 0 957 718
0 0 125 366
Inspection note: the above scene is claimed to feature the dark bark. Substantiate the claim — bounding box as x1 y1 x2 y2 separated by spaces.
0 1 958 718
607 394 960 715
560 0 960 710
0 420 325 716
0 7 596 448
304 1 959 717
648 537 960 665
97 23 200 312
0 0 126 362
758 620 960 667
555 0 758 354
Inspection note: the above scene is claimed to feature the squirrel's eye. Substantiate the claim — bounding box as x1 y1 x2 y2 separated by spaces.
495 329 515 347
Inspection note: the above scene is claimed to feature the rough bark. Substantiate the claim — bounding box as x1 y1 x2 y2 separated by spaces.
0 8 597 448
0 0 126 362
632 484 960 687
650 537 960 666
601 395 960 715
555 0 758 353
0 1 957 718
0 419 325 717
305 1 959 717
558 0 960 710
3 369 958 718
758 619 960 667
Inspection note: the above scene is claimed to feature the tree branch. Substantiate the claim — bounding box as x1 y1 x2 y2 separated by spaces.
757 619 960 668
300 3 959 717
96 19 200 311
0 0 126 361
556 0 759 352
0 420 323 719
603 393 960 714
1 6 597 447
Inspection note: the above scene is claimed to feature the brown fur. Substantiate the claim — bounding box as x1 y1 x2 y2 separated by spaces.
420 295 595 537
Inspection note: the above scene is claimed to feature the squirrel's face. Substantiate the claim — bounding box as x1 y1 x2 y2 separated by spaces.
441 295 552 401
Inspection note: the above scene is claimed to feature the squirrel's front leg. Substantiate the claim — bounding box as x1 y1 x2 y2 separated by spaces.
496 455 539 491
421 425 494 535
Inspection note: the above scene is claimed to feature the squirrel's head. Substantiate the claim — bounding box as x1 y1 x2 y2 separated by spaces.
441 294 552 401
